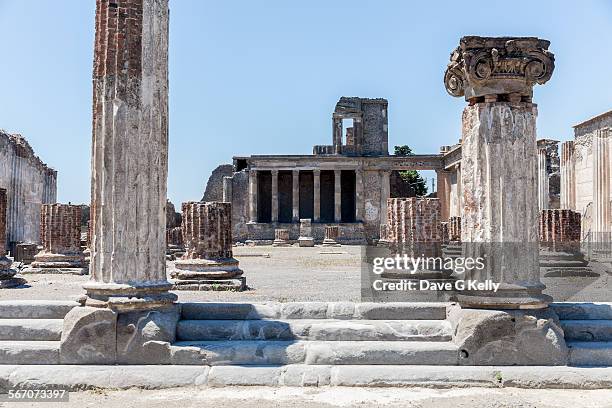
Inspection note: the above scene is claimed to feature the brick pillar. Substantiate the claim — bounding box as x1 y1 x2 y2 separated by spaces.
322 225 340 246
560 141 576 210
540 209 581 251
449 216 461 242
313 169 321 222
171 202 244 291
85 0 176 309
272 228 290 247
271 169 279 223
249 170 258 223
384 198 451 300
0 188 25 287
28 204 86 272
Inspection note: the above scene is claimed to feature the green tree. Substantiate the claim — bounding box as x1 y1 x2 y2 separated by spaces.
393 145 428 196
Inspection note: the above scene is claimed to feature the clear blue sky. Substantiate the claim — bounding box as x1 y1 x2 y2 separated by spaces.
1 1 611 205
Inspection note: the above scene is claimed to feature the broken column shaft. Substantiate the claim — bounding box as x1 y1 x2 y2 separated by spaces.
171 202 245 291
0 188 25 288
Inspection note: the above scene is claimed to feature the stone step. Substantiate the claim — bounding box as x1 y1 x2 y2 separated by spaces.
561 320 612 342
0 300 78 319
177 319 453 342
0 341 60 365
567 341 612 367
170 340 459 366
551 302 612 320
180 302 449 321
0 319 63 341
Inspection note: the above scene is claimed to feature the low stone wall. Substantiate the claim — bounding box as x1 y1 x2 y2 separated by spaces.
540 209 581 251
246 222 366 244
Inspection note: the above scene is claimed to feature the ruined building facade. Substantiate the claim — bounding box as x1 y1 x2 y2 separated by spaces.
215 97 454 244
0 130 57 250
559 110 612 237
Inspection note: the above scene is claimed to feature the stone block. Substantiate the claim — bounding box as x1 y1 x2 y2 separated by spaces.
60 306 117 364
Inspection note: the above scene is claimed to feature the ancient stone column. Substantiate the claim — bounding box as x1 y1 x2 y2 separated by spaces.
273 228 290 247
592 129 611 237
171 202 245 291
334 170 342 223
322 225 340 246
222 176 232 203
313 169 321 222
0 188 25 288
355 169 364 222
292 170 299 222
85 0 176 309
560 141 576 210
271 169 279 223
380 170 390 226
538 148 550 210
298 218 314 247
25 204 86 274
436 170 451 221
249 170 258 223
444 36 555 309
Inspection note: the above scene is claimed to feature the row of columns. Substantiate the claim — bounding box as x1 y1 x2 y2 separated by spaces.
538 148 550 210
249 169 361 223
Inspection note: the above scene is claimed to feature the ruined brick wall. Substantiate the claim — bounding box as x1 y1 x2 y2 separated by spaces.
387 198 441 255
39 204 83 254
0 131 57 245
540 209 581 248
230 170 250 241
166 226 183 247
448 216 461 242
201 164 233 202
0 189 6 255
166 199 181 229
182 202 233 260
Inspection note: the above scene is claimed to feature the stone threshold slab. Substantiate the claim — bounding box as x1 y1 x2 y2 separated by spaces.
0 365 611 391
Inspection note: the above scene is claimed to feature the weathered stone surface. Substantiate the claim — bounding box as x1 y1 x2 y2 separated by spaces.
201 164 233 202
60 306 117 364
272 228 290 246
0 189 24 288
0 341 60 365
0 131 57 246
0 300 77 319
116 306 178 364
451 308 568 365
85 0 176 309
298 219 315 247
444 36 554 101
322 225 340 246
457 102 551 309
0 319 63 341
176 319 452 342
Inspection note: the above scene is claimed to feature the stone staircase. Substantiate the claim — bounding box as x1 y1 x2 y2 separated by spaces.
0 300 77 364
170 302 459 365
552 302 612 366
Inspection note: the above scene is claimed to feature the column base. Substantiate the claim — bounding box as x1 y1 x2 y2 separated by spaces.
0 256 27 288
23 252 87 275
170 258 246 292
455 283 552 310
82 281 177 311
321 238 341 247
272 239 292 247
298 237 315 247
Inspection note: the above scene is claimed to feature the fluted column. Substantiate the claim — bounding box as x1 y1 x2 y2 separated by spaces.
0 188 24 288
271 169 279 223
313 169 321 222
292 170 299 222
334 170 342 223
592 129 611 235
249 170 258 223
560 141 576 210
444 36 555 309
85 0 175 309
538 148 549 210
